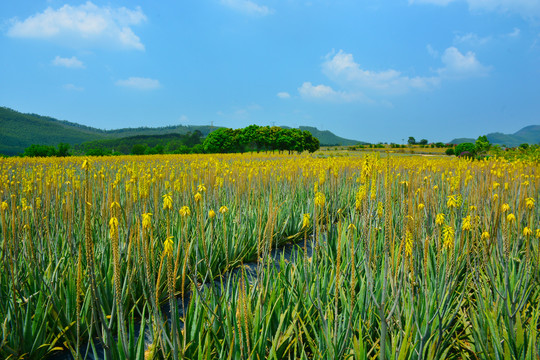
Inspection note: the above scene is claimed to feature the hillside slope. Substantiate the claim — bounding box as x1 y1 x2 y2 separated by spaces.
449 125 540 147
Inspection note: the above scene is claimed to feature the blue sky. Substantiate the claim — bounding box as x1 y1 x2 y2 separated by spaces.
1 0 539 143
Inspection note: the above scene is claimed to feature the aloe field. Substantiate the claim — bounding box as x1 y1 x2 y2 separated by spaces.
1 152 540 359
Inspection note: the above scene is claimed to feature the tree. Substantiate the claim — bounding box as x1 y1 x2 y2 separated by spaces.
408 137 416 145
475 135 490 156
419 139 428 145
455 143 476 158
131 144 147 155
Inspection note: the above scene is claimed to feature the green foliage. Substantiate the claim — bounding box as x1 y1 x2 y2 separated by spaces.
407 136 416 145
418 138 428 145
455 142 476 157
22 143 71 157
445 148 455 156
203 125 320 154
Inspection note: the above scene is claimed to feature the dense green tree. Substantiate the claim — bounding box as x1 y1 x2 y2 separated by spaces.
419 139 428 145
455 143 476 158
408 136 416 145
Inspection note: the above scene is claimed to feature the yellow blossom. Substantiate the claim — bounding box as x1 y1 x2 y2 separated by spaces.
506 213 516 223
418 203 425 211
447 195 458 209
179 206 191 217
219 206 229 214
162 193 173 210
314 192 326 207
501 203 510 213
462 216 472 231
142 213 152 229
435 213 445 226
347 223 356 232
209 209 216 219
198 184 207 192
164 236 174 256
377 202 383 218
302 213 310 228
194 192 202 203
442 225 454 250
525 197 535 210
109 217 118 238
523 227 533 237
1 201 8 211
481 231 490 240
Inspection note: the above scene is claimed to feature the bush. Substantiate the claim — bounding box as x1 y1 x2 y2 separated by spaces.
455 143 476 158
445 148 455 156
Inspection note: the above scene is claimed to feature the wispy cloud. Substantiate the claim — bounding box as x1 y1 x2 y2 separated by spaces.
507 27 521 37
7 2 146 50
299 47 490 103
220 0 274 16
409 0 540 19
52 56 85 69
298 82 374 103
322 50 440 94
453 32 491 46
277 91 291 98
63 83 84 91
116 77 161 90
437 47 491 78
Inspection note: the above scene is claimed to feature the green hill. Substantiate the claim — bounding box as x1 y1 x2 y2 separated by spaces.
0 107 215 155
1 107 366 155
449 125 540 148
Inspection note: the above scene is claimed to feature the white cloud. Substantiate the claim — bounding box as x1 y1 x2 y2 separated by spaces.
507 27 521 37
427 44 439 58
453 32 491 46
63 83 84 91
7 2 146 50
298 82 374 103
116 77 161 90
410 0 540 19
220 0 274 16
52 55 85 68
437 46 491 78
322 50 440 94
277 91 291 98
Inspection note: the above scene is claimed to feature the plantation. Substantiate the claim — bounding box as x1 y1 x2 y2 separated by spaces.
1 152 539 359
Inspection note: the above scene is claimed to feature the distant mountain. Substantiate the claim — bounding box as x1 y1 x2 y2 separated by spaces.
281 125 365 146
0 107 215 155
449 125 540 148
1 107 366 155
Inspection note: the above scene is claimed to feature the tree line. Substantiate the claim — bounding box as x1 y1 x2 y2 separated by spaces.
202 125 319 154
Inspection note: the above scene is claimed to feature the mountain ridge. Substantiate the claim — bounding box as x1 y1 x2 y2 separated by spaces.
450 125 540 147
0 107 364 155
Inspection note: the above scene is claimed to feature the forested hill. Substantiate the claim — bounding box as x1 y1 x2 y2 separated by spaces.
0 106 365 155
0 107 215 155
449 125 540 148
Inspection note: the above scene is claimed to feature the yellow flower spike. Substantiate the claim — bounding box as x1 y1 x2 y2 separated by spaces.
194 192 202 203
481 231 490 240
302 213 310 228
109 217 118 238
418 203 425 211
446 195 458 209
404 230 413 256
377 202 383 218
501 203 510 213
314 192 326 207
197 184 206 193
1 201 8 211
523 227 533 237
493 193 499 201
164 236 174 257
82 159 89 170
435 213 445 226
208 209 216 219
219 206 229 214
536 229 540 239
110 201 120 210
469 205 476 213
506 213 516 223
162 193 173 210
525 197 535 210
442 225 455 250
179 206 191 217
347 223 356 232
462 216 472 231
142 213 152 229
